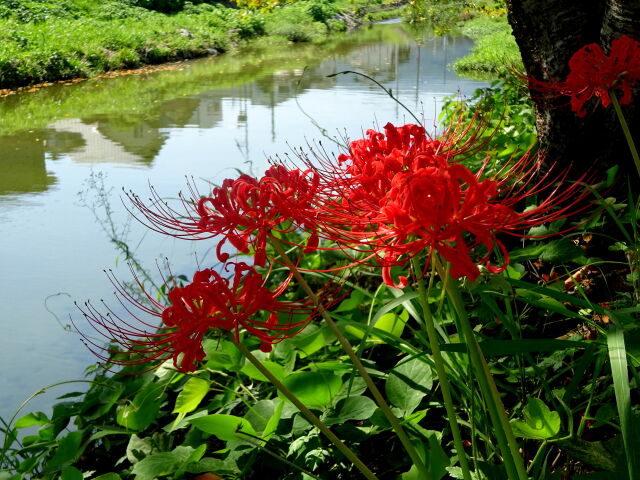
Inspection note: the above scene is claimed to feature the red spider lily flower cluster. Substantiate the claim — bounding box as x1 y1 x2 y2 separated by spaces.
526 35 640 117
127 165 321 267
78 263 318 372
309 122 592 286
82 117 592 370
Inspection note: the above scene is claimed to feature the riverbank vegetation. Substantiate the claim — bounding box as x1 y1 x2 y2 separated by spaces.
0 0 404 89
452 15 521 78
0 0 519 90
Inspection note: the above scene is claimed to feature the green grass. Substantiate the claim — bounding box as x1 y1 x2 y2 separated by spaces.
453 14 523 78
0 0 395 89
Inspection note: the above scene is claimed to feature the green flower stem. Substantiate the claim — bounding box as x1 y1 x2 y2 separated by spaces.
230 335 379 480
435 258 528 480
271 240 431 480
411 256 473 480
610 91 640 179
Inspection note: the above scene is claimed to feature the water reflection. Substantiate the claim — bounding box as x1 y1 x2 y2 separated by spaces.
0 28 479 197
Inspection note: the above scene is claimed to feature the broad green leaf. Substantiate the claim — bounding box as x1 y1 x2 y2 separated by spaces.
170 445 196 463
240 361 286 382
335 289 365 312
262 399 284 441
92 474 122 480
539 238 583 264
323 396 377 425
185 457 238 475
46 430 84 468
116 383 164 431
14 412 49 429
386 356 432 414
280 371 342 408
203 339 242 372
290 325 334 358
61 466 83 480
92 472 122 480
126 434 153 464
131 452 178 480
186 444 206 464
409 425 450 480
374 310 409 338
334 376 367 402
189 414 256 441
509 243 546 262
173 377 210 414
244 399 277 434
511 398 560 440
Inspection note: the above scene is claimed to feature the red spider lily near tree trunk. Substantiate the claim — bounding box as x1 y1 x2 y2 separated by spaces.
505 0 640 180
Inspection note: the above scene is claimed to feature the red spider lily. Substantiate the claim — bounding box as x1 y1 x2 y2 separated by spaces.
126 165 322 267
525 35 640 117
300 122 593 287
77 263 319 372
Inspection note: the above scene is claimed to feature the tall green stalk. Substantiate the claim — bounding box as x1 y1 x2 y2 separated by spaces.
435 258 529 480
231 336 379 480
610 91 640 179
271 240 431 480
411 256 473 480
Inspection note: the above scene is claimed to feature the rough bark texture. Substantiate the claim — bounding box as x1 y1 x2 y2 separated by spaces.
505 0 640 182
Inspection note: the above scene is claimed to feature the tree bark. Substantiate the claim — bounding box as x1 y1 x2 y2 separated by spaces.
505 0 640 182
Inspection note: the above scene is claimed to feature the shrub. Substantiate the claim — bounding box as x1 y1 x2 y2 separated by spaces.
307 0 336 23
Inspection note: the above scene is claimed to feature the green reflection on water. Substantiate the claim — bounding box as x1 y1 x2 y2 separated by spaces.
0 23 424 137
0 22 456 196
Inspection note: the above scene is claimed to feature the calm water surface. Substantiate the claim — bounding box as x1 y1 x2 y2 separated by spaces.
0 23 487 420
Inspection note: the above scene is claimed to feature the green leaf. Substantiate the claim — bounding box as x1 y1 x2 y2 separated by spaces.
280 371 343 408
509 243 546 262
335 289 365 312
61 466 83 480
240 360 286 382
385 356 432 414
14 412 49 429
131 452 178 480
290 325 334 358
46 430 85 469
126 434 153 464
89 426 131 442
608 325 640 479
173 377 210 414
189 414 257 441
185 457 238 475
373 310 409 338
323 396 377 425
244 399 283 442
511 398 561 440
262 399 284 441
116 383 164 431
244 399 277 434
92 474 122 480
203 339 242 371
539 238 584 264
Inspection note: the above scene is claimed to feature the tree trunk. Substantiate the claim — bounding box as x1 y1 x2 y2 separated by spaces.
504 0 640 182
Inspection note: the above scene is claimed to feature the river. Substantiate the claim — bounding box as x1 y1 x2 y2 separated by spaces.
0 22 488 421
